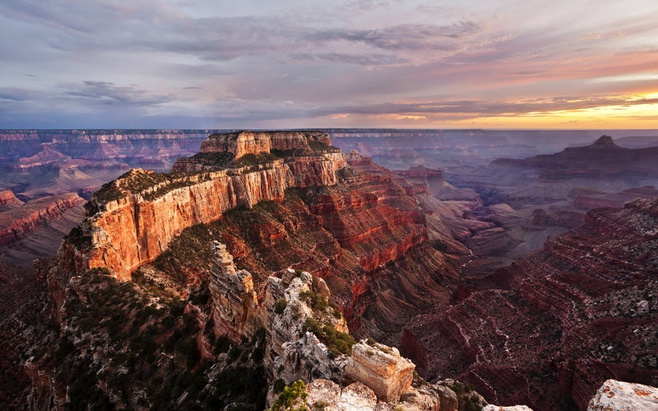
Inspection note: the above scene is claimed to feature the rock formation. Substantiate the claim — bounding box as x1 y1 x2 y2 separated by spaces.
587 379 658 411
407 198 658 410
344 341 415 401
46 131 463 347
0 193 86 270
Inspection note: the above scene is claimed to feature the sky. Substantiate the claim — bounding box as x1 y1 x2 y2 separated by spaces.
1 0 658 129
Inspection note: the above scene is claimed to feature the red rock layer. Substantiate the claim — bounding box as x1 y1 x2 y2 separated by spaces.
199 130 333 158
0 190 23 211
181 152 461 341
0 193 84 246
75 150 344 281
407 198 658 410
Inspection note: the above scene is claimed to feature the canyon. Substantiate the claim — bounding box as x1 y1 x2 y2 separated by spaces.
14 131 488 410
1 129 658 410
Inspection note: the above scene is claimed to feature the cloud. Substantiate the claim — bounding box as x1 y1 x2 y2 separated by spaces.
2 0 658 129
291 52 408 66
0 87 40 102
63 81 173 106
311 21 481 51
309 96 658 118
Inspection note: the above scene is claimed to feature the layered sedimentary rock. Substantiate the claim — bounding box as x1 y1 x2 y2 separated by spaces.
0 194 84 246
48 131 462 347
0 129 212 172
0 190 23 210
344 341 415 401
199 130 333 158
67 135 345 281
407 198 658 410
305 379 461 411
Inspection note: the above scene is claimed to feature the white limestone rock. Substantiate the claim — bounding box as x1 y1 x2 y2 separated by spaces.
587 379 658 411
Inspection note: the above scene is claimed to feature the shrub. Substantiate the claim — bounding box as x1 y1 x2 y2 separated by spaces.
303 317 355 357
268 380 308 411
274 298 288 315
299 291 328 311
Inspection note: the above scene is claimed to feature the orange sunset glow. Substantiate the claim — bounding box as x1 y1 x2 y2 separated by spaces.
1 0 658 129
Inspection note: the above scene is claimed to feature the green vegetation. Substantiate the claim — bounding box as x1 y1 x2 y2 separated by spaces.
302 317 355 358
93 178 124 204
153 223 216 284
307 139 340 153
274 298 288 315
268 380 308 411
64 225 92 250
188 151 235 168
49 265 269 411
299 290 328 311
442 380 487 411
234 152 279 168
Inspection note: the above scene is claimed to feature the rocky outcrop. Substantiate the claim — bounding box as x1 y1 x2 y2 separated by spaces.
587 379 658 411
0 190 23 211
46 131 463 350
59 132 346 281
263 268 350 389
199 130 333 158
208 241 262 341
482 406 533 411
301 377 470 411
12 145 71 170
344 341 415 401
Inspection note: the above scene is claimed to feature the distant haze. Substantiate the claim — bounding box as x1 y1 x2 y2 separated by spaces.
1 0 658 129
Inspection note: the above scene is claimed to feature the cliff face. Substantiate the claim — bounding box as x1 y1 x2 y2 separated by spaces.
0 190 23 211
198 130 333 158
407 198 658 410
49 132 461 346
69 134 345 281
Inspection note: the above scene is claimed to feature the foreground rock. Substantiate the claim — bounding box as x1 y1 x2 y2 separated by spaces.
344 341 415 401
587 379 658 411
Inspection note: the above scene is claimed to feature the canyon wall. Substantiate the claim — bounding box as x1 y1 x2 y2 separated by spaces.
406 198 658 410
71 132 346 281
0 193 84 246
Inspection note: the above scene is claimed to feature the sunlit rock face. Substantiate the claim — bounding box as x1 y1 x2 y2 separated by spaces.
198 130 333 158
55 131 346 282
344 341 415 402
406 198 658 411
48 131 464 345
587 379 658 411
